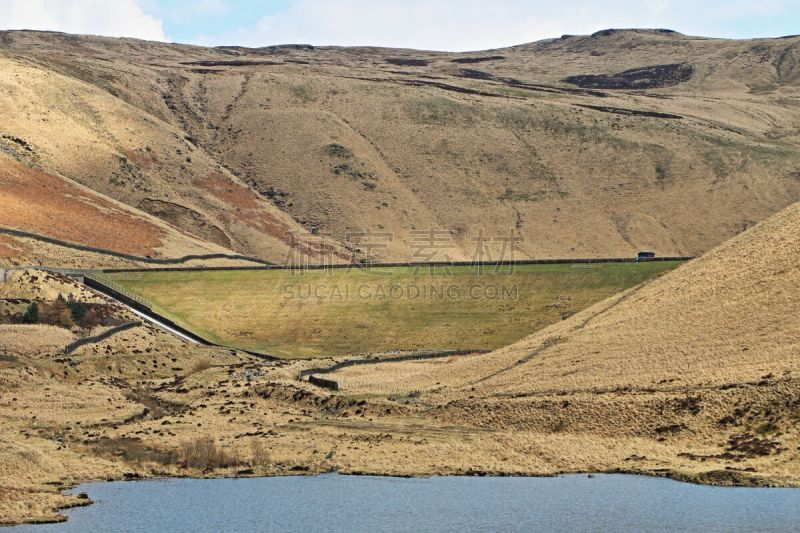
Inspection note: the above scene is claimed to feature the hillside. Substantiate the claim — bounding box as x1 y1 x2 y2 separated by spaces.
327 201 799 484
397 200 800 394
0 29 799 264
2 202 798 525
3 26 800 525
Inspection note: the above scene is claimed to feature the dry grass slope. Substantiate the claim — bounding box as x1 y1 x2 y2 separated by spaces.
412 201 800 394
1 29 800 524
0 29 798 264
1 205 798 525
329 202 800 486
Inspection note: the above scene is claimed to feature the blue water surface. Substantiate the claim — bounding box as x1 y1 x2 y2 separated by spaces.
10 473 800 532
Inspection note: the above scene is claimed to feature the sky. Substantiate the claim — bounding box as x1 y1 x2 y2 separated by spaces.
1 0 799 51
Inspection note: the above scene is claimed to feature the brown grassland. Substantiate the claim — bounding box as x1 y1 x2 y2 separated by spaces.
0 28 799 525
0 29 799 264
0 201 798 524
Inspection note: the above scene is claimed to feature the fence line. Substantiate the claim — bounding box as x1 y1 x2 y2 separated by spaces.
299 349 492 379
101 255 693 274
80 274 279 361
64 321 142 354
300 349 489 390
85 272 152 308
0 226 273 266
82 274 213 344
308 375 339 390
2 224 692 273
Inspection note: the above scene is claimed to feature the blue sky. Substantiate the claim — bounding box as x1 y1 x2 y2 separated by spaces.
137 0 293 44
1 0 799 51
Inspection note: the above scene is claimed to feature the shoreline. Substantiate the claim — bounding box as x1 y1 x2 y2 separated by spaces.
8 466 799 527
2 264 798 527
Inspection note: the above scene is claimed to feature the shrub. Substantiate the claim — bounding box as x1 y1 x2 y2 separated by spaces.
179 437 238 470
124 388 167 419
754 420 779 436
331 162 376 181
91 437 174 466
332 162 352 176
325 143 352 158
655 163 669 182
249 440 271 468
21 302 39 324
39 295 74 328
66 295 87 324
188 357 213 376
91 436 243 471
80 307 103 329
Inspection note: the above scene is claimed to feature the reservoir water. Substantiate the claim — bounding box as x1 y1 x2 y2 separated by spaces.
11 474 800 532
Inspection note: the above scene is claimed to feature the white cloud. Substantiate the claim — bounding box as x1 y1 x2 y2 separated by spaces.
141 0 229 24
2 0 795 50
204 0 700 51
0 0 167 41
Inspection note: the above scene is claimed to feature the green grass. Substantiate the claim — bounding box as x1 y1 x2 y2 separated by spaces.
106 262 683 358
405 96 481 126
289 83 315 103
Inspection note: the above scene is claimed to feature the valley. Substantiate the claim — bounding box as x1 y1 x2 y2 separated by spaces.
0 27 798 526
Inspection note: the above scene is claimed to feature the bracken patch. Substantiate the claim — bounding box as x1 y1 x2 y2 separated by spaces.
0 156 163 256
